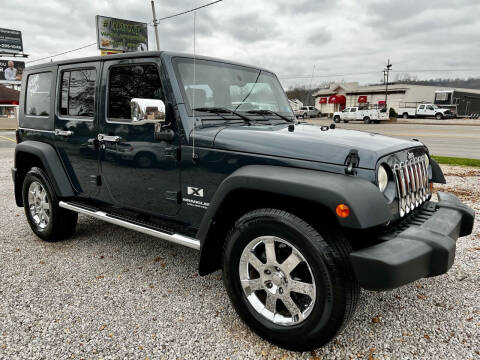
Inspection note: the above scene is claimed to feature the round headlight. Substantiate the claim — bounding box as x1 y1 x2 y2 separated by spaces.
377 165 388 192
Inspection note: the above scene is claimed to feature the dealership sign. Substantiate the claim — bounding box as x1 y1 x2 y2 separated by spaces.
0 28 23 53
96 15 148 52
0 59 25 84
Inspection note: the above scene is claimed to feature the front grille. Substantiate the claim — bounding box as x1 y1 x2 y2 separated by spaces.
393 154 430 217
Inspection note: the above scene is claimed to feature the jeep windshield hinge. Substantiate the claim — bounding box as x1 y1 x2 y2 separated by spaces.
344 149 360 175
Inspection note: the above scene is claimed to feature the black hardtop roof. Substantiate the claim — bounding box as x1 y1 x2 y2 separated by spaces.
25 50 272 73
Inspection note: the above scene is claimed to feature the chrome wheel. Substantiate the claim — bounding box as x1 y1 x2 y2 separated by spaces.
239 236 316 326
27 181 51 229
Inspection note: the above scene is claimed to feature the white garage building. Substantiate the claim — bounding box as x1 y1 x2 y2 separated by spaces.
313 82 453 116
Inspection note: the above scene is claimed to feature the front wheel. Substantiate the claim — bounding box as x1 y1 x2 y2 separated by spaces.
302 113 308 120
333 116 340 123
222 209 359 351
22 167 78 242
363 117 371 124
435 113 443 120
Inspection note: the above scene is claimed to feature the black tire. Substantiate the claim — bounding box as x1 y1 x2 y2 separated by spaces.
402 112 409 119
374 120 380 124
22 167 78 242
222 209 359 351
302 113 308 120
435 113 443 120
363 117 371 124
343 120 349 123
333 116 340 123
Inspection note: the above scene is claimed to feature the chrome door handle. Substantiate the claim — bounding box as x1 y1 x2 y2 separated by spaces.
55 129 73 137
98 134 122 143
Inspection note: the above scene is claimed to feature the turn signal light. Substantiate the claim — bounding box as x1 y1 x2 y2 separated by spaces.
336 204 350 218
429 182 434 193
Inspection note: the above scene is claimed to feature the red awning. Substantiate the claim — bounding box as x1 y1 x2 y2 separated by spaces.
0 86 20 105
358 96 367 103
378 100 386 105
318 97 328 104
328 95 346 104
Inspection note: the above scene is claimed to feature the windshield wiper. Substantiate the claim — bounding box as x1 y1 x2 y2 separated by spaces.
246 109 294 122
192 107 253 124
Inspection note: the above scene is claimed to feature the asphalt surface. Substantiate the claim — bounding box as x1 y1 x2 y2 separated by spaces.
306 119 480 160
1 139 479 358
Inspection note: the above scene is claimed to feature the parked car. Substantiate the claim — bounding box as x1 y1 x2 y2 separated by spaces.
296 106 320 119
12 51 474 351
398 103 454 120
333 106 389 124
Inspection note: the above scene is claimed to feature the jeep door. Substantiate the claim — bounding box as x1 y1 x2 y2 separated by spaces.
54 63 101 197
97 58 180 216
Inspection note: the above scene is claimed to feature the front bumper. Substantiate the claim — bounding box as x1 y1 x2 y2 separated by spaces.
350 192 474 291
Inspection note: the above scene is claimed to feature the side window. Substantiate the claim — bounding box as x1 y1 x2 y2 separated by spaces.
351 108 357 112
26 72 51 116
60 69 96 118
108 64 162 122
419 105 425 110
427 105 434 110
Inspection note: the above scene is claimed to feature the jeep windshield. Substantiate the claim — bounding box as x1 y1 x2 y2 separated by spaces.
173 57 294 122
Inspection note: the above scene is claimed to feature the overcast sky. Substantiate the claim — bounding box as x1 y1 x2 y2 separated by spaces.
3 0 480 88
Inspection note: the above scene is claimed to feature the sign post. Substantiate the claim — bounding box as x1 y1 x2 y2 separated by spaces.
96 15 148 53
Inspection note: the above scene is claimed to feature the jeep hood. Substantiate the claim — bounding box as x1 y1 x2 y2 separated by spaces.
199 123 423 169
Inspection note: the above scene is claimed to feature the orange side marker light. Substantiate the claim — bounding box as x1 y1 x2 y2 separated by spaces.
336 204 350 218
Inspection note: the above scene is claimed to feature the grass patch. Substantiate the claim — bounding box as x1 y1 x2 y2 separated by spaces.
431 155 480 167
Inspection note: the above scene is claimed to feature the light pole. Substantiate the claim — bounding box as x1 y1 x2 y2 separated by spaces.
151 0 161 51
384 59 392 108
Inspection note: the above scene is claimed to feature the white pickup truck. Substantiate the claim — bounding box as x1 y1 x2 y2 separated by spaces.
333 106 389 124
398 103 454 120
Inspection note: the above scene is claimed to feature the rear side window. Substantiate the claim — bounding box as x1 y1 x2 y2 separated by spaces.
108 64 162 121
26 72 51 116
60 69 96 118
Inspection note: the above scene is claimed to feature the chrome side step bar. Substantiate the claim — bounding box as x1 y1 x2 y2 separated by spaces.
59 201 200 250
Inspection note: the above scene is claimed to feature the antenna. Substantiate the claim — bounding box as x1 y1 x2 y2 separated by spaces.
192 11 197 160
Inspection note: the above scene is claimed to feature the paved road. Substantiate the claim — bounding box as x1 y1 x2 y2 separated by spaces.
307 120 480 159
3 122 480 159
0 130 15 149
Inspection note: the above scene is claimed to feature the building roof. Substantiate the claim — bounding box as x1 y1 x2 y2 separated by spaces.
0 85 20 103
313 81 480 97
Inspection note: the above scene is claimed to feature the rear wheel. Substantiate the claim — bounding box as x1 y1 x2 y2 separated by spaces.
402 112 409 119
435 113 443 120
222 209 359 351
363 117 371 124
22 167 78 242
302 113 308 120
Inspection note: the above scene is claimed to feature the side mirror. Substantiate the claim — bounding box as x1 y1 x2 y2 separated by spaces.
130 98 166 125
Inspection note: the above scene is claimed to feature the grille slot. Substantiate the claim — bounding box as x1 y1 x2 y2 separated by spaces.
393 155 430 217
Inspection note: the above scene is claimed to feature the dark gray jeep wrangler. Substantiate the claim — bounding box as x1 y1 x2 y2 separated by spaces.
12 51 474 351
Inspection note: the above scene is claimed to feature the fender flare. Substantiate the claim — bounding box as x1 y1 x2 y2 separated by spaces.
14 141 75 206
197 165 391 274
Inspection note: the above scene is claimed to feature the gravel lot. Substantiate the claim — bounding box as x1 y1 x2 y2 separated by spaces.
1 147 479 359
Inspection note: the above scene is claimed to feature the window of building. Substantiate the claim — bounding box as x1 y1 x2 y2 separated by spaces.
60 69 96 118
26 72 51 116
108 64 162 122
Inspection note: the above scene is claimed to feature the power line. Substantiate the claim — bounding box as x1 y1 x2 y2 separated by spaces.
153 0 223 23
26 43 96 64
279 68 480 80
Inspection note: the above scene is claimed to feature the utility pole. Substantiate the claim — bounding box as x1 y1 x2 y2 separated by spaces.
151 0 161 51
383 59 392 108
